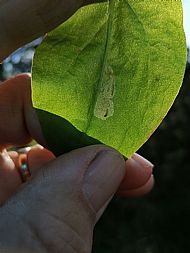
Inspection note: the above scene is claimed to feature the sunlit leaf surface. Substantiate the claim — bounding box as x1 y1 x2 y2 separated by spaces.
32 0 186 157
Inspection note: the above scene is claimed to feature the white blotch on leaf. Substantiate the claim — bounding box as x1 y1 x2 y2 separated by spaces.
94 65 115 120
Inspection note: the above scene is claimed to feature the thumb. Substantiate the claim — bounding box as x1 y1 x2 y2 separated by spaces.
2 145 125 253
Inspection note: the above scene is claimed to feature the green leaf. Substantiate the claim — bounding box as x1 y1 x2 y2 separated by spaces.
32 0 186 158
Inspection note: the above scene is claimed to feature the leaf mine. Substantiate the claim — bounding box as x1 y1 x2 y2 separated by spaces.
94 65 115 120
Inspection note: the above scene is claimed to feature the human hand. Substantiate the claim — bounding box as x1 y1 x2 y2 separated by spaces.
0 1 154 252
0 0 100 61
0 74 154 253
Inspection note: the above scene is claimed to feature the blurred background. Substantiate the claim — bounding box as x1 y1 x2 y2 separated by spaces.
0 1 190 253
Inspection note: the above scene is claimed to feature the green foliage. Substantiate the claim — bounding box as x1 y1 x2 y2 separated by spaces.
32 0 186 157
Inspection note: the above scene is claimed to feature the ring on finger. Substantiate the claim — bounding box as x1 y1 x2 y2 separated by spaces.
17 153 31 183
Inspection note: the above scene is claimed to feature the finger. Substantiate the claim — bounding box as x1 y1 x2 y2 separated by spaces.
118 175 154 197
1 148 154 207
0 0 96 61
27 147 55 174
0 146 54 204
117 153 154 194
10 145 54 174
0 146 153 206
8 151 19 163
0 145 126 253
0 150 20 203
0 74 45 151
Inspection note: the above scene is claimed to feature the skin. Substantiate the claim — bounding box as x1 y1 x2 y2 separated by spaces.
0 1 154 252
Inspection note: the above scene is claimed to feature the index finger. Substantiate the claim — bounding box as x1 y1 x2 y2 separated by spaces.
0 0 96 61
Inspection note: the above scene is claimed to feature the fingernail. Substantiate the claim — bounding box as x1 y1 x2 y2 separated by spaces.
31 144 44 150
83 150 125 213
16 146 31 154
119 154 154 191
132 153 154 170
